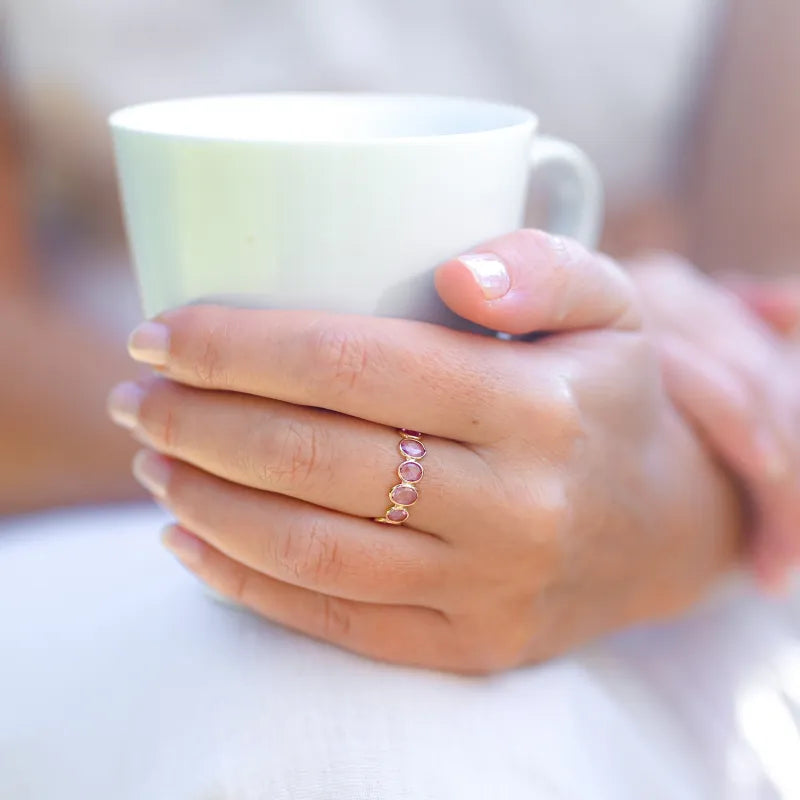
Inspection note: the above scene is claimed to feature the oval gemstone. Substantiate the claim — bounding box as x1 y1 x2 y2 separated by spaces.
400 429 423 438
386 507 409 523
390 484 419 506
398 461 423 483
400 439 426 459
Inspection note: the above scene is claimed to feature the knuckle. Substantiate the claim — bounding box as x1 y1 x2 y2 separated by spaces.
370 541 440 601
528 228 591 273
226 565 256 607
517 227 564 258
134 381 182 450
527 477 570 539
310 324 372 396
318 594 353 640
155 403 180 450
515 378 584 457
274 516 343 586
490 633 529 672
262 419 328 489
455 617 529 674
193 318 232 386
159 464 193 513
543 380 584 439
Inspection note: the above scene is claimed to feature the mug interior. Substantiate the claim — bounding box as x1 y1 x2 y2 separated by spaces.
109 93 536 142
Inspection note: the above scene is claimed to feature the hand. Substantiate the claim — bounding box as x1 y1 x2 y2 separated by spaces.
109 231 741 673
726 274 800 339
630 256 800 591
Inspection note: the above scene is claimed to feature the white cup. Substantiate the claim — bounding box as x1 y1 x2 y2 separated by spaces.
110 93 602 328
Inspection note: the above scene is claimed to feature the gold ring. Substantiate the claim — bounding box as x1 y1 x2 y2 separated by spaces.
375 429 426 525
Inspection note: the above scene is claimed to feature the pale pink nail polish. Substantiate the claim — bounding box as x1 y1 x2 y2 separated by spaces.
107 381 145 430
458 253 511 300
132 449 172 498
161 525 205 565
128 321 170 366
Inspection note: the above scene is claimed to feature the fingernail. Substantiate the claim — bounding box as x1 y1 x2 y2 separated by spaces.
107 381 144 430
132 449 171 499
161 524 205 566
756 430 790 483
457 253 511 300
128 321 169 366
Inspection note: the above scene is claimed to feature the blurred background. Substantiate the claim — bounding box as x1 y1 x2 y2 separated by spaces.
0 0 798 514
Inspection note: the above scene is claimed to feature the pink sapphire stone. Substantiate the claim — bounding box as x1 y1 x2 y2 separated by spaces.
386 507 409 523
398 461 423 483
390 484 419 506
400 438 426 459
400 429 423 438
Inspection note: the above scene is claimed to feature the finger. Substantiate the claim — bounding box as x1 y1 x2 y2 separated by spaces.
434 229 641 335
633 255 782 375
658 335 791 484
161 524 466 671
127 306 526 443
660 336 800 588
134 450 451 607
111 377 485 538
635 257 798 466
724 276 800 338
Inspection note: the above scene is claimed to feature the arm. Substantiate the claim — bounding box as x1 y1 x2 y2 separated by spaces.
0 80 34 293
0 84 143 513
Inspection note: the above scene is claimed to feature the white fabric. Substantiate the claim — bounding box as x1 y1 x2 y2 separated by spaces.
2 505 800 799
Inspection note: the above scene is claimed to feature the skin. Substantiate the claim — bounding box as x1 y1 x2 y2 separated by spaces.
631 257 800 590
1 0 798 669
0 87 143 513
1 0 799 514
108 231 743 673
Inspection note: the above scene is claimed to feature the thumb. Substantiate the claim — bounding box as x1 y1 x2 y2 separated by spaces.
434 229 641 336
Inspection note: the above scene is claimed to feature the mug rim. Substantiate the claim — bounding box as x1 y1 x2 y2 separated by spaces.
108 92 538 145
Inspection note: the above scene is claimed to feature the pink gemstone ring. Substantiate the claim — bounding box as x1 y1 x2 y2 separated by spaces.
375 429 426 526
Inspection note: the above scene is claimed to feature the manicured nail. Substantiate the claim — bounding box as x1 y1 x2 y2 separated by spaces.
161 524 205 566
107 381 145 430
756 430 790 483
457 253 511 300
132 449 171 499
128 321 169 366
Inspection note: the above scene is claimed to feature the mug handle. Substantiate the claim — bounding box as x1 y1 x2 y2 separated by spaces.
529 135 604 248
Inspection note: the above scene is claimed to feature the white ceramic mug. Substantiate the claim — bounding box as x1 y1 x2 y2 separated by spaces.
110 94 602 328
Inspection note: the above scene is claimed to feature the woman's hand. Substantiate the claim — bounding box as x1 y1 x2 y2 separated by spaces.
631 257 800 591
109 231 741 673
